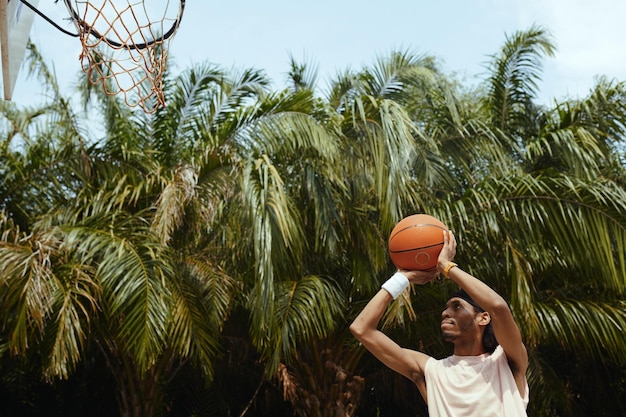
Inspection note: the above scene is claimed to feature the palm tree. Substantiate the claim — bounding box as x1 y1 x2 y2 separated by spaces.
475 26 626 415
0 41 346 413
406 25 626 416
263 50 452 416
337 26 626 417
0 55 242 416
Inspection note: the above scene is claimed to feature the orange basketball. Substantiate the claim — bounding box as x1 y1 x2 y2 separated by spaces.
388 214 448 271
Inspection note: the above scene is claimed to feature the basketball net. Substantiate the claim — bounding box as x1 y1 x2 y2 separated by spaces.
63 0 185 113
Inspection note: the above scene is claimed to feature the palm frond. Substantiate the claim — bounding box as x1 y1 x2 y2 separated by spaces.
252 275 344 375
152 165 198 245
534 300 626 363
526 350 571 415
0 231 57 352
45 262 98 379
167 257 239 379
485 24 556 132
54 207 172 374
286 53 319 92
241 153 303 281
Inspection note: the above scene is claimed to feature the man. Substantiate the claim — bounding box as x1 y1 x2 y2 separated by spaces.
350 230 529 416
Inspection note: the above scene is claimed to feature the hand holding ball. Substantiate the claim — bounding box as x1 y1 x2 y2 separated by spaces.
388 214 448 271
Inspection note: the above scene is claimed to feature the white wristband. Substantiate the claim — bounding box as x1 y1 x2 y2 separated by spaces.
381 272 410 300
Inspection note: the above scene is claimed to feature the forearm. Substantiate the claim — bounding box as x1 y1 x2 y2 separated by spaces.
351 272 410 338
440 261 508 313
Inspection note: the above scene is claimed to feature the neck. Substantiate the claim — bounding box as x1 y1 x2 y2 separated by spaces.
452 339 486 356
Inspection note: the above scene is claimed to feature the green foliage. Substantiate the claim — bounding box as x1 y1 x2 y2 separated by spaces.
0 26 625 417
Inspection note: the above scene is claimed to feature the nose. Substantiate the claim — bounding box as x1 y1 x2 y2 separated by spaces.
441 308 450 319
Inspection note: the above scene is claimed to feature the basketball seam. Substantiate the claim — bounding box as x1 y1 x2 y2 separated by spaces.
389 224 446 240
389 242 444 253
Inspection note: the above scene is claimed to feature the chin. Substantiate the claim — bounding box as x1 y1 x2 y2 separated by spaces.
441 331 455 342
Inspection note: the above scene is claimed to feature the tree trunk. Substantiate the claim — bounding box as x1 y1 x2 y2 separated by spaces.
278 351 365 417
115 361 162 417
100 341 165 417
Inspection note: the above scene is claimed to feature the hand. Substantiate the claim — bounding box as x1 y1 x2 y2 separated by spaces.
399 268 439 285
437 230 457 273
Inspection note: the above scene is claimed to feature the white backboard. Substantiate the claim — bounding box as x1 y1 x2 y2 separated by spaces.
0 0 39 100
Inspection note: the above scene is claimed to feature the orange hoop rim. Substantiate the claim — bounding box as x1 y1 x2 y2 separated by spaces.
62 0 186 50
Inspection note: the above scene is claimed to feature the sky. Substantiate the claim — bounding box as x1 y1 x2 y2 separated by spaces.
7 0 626 108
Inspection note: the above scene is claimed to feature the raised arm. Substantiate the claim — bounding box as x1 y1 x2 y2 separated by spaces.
437 231 528 383
350 271 435 401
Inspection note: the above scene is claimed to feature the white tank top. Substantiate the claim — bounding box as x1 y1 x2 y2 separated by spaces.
424 345 529 417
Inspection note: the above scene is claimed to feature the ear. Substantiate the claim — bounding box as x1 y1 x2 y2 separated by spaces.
477 311 491 326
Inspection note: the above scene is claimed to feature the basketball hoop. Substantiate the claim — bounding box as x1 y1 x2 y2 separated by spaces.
62 0 186 113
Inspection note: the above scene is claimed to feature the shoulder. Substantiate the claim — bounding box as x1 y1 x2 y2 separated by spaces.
492 345 521 371
501 343 528 376
423 353 450 376
490 345 505 360
494 345 529 399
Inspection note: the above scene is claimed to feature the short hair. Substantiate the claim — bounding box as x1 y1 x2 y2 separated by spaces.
449 289 498 353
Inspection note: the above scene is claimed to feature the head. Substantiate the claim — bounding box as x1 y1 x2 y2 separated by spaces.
441 289 497 353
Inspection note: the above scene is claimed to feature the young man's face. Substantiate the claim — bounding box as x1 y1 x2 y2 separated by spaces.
440 297 481 342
